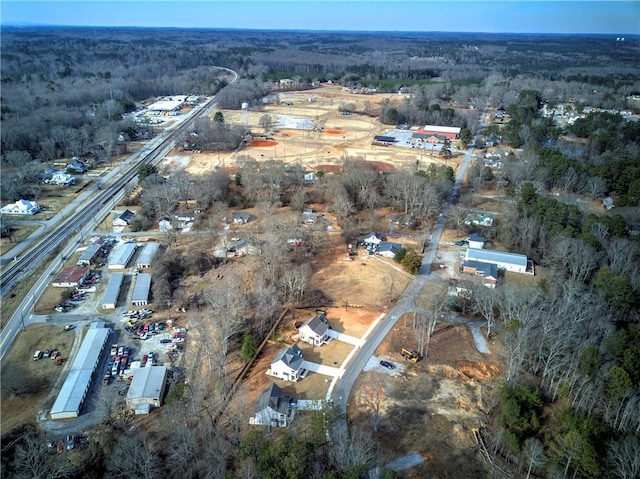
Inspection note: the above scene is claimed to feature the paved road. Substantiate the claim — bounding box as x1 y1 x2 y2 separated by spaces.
331 104 490 436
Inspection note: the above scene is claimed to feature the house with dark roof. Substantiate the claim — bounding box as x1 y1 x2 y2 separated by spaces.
372 135 397 146
301 208 317 225
252 383 295 427
362 232 383 247
112 209 135 227
267 344 306 382
461 260 498 288
298 313 330 346
467 233 485 249
376 241 403 258
66 158 88 173
232 212 251 224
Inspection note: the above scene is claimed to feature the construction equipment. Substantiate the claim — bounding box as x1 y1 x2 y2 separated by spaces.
401 348 420 363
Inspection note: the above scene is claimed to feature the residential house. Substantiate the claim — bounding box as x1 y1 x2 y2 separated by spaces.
467 233 485 249
362 232 383 247
51 172 76 186
267 344 306 382
485 135 502 147
464 213 494 227
159 217 173 233
301 208 318 225
298 313 330 346
376 241 403 258
112 209 135 227
253 383 295 427
303 172 317 184
232 212 251 224
234 236 263 256
390 214 417 228
66 158 87 173
461 260 498 288
0 199 41 216
372 135 396 146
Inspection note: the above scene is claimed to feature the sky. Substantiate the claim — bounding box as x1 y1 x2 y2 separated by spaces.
1 1 639 35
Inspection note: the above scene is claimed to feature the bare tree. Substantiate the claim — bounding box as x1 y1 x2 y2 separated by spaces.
12 429 74 479
279 263 310 319
607 435 640 479
523 437 545 479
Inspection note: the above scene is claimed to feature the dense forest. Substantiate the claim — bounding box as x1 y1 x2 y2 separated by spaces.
1 27 640 478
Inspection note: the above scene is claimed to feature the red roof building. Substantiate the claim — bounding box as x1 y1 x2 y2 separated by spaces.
53 267 90 288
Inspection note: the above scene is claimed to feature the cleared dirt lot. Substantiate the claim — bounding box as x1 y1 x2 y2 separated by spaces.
351 319 502 477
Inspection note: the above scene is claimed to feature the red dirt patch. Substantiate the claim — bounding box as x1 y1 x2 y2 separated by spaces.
316 164 343 173
323 129 346 135
366 161 396 172
249 139 278 147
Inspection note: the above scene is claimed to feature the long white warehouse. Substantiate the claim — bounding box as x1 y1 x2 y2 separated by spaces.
50 323 111 420
464 248 530 274
108 242 137 270
131 273 152 306
102 272 125 309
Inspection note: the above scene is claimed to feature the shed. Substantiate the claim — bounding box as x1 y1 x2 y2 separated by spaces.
126 366 167 412
131 273 152 306
136 242 160 269
102 272 125 309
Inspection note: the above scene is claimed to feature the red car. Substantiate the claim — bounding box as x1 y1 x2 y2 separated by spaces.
141 354 148 367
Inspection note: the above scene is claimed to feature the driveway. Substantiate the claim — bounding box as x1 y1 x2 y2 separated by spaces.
327 329 363 347
301 360 343 378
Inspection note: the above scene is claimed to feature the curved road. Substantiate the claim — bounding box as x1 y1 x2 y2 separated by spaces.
331 104 490 434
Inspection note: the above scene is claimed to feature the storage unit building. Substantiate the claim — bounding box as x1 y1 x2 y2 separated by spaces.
50 324 111 420
131 273 151 306
102 272 125 309
77 244 101 267
108 242 137 270
126 366 167 414
135 242 160 269
52 267 90 288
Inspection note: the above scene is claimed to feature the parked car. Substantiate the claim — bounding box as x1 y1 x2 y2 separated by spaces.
33 350 43 360
379 360 395 370
63 324 75 331
66 435 75 451
141 354 148 367
50 350 59 360
160 338 172 344
43 349 52 358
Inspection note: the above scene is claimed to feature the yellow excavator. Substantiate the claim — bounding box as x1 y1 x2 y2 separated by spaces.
401 348 420 363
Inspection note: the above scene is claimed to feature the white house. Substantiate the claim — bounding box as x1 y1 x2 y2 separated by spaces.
234 237 263 256
252 383 295 427
159 217 173 233
304 172 317 184
51 172 76 186
298 313 330 346
376 241 402 258
0 199 40 216
112 209 135 227
464 248 530 274
301 208 317 225
232 212 250 224
467 233 485 249
267 344 306 382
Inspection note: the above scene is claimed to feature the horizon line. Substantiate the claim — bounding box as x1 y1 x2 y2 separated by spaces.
2 23 638 36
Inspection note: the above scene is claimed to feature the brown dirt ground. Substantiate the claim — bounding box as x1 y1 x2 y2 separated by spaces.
350 319 503 478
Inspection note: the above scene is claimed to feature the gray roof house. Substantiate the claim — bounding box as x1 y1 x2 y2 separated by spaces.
112 209 135 227
252 383 295 427
267 344 306 382
464 248 530 274
376 241 402 258
301 208 318 225
233 212 251 224
298 313 330 346
234 236 263 256
467 233 485 249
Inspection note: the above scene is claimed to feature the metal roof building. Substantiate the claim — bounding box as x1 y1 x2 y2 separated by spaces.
77 244 101 267
131 273 152 306
50 324 111 420
464 248 529 274
108 242 137 270
102 272 125 309
135 242 160 269
126 366 167 414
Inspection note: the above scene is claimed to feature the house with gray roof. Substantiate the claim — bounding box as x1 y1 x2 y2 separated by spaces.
376 241 403 258
267 344 306 382
461 260 498 288
298 313 330 346
252 383 295 427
